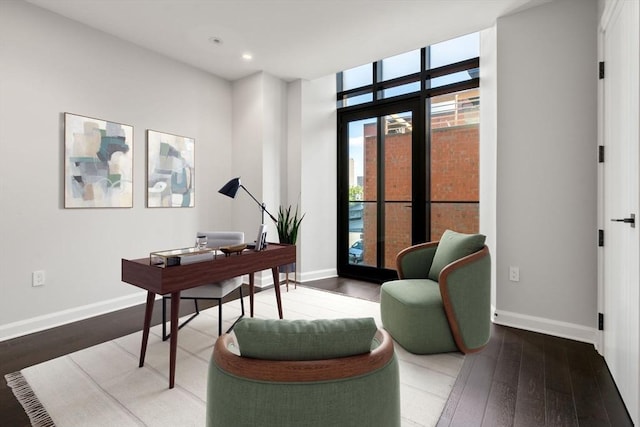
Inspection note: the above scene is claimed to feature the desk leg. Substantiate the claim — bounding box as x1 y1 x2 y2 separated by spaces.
169 291 180 389
139 291 155 368
271 267 284 319
249 273 255 318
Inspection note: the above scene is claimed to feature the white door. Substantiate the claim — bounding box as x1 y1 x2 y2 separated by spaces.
601 0 639 423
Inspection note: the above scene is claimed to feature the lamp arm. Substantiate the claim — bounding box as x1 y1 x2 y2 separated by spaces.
240 185 278 223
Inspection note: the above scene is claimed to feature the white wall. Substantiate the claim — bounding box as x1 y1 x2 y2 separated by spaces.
230 72 288 286
230 73 276 237
237 74 337 283
0 1 233 339
285 80 305 271
298 76 338 281
0 1 337 339
262 73 287 219
479 26 498 311
232 74 337 283
494 0 599 343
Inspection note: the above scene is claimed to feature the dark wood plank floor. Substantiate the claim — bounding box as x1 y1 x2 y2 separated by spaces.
437 320 634 427
1 278 633 426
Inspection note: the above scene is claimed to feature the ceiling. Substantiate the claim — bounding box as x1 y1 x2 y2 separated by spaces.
25 0 550 82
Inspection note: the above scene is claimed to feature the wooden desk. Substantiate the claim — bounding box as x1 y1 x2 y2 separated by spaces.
121 243 295 388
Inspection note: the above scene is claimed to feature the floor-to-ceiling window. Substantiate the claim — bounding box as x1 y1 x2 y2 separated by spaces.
337 33 480 282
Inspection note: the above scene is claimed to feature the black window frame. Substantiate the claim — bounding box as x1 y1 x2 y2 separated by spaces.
337 46 480 283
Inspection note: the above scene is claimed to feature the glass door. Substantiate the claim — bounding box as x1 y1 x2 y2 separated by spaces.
339 101 422 282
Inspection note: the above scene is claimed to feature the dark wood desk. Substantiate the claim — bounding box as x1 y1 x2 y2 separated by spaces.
121 243 295 388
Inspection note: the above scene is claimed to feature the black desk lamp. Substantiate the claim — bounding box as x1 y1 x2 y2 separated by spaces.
218 177 277 224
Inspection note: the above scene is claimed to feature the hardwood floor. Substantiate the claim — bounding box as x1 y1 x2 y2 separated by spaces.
438 324 633 427
0 278 633 426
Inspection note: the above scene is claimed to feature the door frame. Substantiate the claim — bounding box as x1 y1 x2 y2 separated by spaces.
337 98 423 282
597 0 640 423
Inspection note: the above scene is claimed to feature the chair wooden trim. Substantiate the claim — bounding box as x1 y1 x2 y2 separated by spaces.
213 329 394 382
395 241 438 278
439 245 490 354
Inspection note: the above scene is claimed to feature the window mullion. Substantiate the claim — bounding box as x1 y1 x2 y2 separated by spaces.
377 117 385 269
372 61 379 102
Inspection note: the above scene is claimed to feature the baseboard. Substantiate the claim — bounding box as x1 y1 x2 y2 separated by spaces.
299 268 338 283
493 308 598 346
1 268 338 341
248 272 276 289
252 268 338 289
0 291 148 342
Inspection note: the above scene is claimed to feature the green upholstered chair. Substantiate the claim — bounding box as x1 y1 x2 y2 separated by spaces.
207 317 400 427
380 229 491 355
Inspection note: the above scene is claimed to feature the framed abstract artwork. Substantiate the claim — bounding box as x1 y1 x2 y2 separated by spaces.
64 113 133 208
146 130 195 208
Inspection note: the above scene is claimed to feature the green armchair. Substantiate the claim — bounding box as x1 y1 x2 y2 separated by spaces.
207 317 400 427
380 229 491 354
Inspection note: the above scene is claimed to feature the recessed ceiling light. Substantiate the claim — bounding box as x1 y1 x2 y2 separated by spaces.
242 53 253 61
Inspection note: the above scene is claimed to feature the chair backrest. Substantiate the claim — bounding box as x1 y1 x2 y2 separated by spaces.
427 229 486 281
231 317 379 362
207 318 401 427
197 231 244 248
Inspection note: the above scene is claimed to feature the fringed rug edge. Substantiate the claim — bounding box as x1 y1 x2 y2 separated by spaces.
5 371 55 427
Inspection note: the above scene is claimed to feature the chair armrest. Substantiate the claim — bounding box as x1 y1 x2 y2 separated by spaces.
213 329 394 382
396 241 438 279
439 245 491 353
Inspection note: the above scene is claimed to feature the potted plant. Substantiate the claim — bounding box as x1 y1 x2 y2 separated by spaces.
274 205 305 245
274 205 304 286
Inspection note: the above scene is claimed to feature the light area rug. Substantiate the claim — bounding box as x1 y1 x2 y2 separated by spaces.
6 286 464 427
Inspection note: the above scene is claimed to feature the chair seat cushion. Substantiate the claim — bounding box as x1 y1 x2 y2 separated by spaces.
234 317 377 361
380 279 457 354
181 278 242 299
428 230 486 281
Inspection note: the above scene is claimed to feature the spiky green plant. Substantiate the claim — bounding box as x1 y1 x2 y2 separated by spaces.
275 205 305 244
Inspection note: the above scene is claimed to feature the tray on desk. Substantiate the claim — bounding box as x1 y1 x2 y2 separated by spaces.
150 247 214 267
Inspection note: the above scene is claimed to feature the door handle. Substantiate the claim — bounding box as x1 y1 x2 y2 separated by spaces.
611 213 635 228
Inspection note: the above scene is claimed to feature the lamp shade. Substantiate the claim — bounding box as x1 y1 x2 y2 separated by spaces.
219 177 241 198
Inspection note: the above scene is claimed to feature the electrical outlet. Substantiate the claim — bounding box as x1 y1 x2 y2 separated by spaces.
509 266 520 282
32 270 45 287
